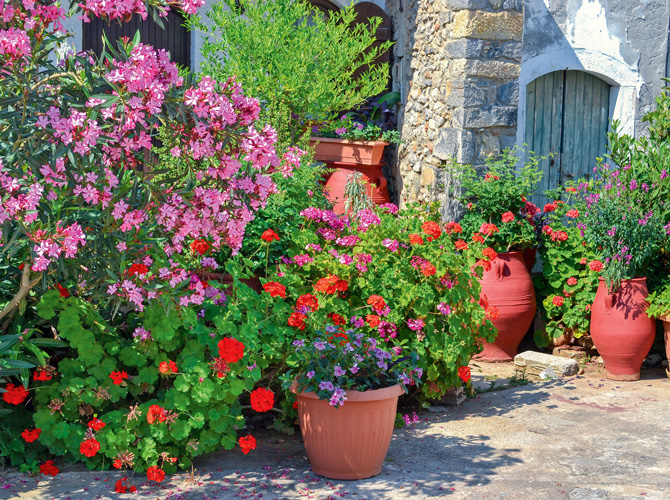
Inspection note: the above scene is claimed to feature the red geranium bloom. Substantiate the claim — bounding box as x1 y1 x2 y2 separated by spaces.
147 465 166 482
482 248 497 261
567 277 578 286
21 428 41 443
421 221 442 239
113 459 123 469
420 262 437 276
33 367 52 381
478 295 489 309
486 305 500 319
80 438 101 458
2 383 28 405
329 332 349 346
39 460 59 476
484 173 499 181
57 284 69 298
479 223 499 236
458 366 471 383
367 295 386 312
218 338 245 364
566 209 579 218
109 371 129 385
250 387 275 412
501 211 515 223
147 405 166 425
445 221 462 234
475 259 492 272
260 229 280 242
552 296 565 307
472 232 484 244
239 435 257 455
366 314 381 328
589 260 604 272
88 418 106 431
115 478 136 493
262 281 286 298
128 263 149 277
296 293 319 312
314 275 348 294
288 312 307 330
190 239 210 255
409 234 424 245
328 313 346 326
159 360 178 374
565 186 577 193
543 203 557 213
455 239 469 250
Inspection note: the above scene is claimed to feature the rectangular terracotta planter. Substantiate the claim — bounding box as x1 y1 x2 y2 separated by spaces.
309 137 388 165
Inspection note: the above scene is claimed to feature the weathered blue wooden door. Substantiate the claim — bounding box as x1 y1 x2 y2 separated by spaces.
524 70 610 204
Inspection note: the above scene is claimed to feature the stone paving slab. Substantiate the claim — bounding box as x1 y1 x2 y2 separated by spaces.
1 366 669 500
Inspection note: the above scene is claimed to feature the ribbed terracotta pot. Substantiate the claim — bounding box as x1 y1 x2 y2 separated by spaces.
292 384 402 480
324 166 391 214
590 278 655 381
474 251 537 362
310 137 388 165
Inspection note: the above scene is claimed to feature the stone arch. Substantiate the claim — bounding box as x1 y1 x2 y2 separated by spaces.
517 47 643 150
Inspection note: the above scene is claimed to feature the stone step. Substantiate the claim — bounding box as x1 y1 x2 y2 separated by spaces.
514 350 579 377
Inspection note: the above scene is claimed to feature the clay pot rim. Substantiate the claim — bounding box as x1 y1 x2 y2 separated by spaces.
597 277 648 284
494 251 524 259
309 136 389 147
290 382 404 402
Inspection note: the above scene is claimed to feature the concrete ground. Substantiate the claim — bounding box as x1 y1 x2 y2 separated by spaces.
1 362 669 500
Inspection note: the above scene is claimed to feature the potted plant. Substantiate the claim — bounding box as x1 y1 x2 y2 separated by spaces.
285 329 420 480
580 159 664 381
449 149 543 361
645 285 670 378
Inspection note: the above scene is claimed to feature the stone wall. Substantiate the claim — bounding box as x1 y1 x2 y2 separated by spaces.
387 0 523 219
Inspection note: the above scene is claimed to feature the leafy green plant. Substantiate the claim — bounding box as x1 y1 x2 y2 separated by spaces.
317 114 402 144
533 188 599 347
451 149 543 252
344 172 374 215
193 0 393 150
646 282 670 319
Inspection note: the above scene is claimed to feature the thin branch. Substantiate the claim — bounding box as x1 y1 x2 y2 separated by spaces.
0 263 31 322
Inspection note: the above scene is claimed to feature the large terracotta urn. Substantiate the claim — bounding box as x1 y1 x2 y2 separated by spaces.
590 278 655 381
324 165 391 214
292 384 402 480
474 251 537 362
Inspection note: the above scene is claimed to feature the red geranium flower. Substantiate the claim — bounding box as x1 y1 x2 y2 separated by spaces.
39 460 59 476
115 477 136 493
288 312 307 330
589 260 604 272
366 314 381 328
455 240 468 251
296 293 319 312
314 275 348 294
409 234 424 245
367 295 386 312
566 209 579 218
218 338 245 364
421 221 441 239
80 438 101 458
501 211 515 223
478 295 489 309
260 229 280 242
552 296 564 307
472 233 484 244
445 221 462 234
57 284 70 298
543 203 557 213
239 435 257 454
128 263 149 277
420 262 436 276
458 366 471 383
484 173 499 181
479 223 499 236
475 259 492 272
109 371 129 385
327 313 346 326
2 383 28 405
565 186 577 193
33 367 53 381
486 305 500 320
147 465 166 482
482 248 497 261
262 281 286 298
159 360 178 375
190 239 210 255
88 418 106 431
250 387 275 412
567 277 578 286
147 405 166 425
21 428 41 443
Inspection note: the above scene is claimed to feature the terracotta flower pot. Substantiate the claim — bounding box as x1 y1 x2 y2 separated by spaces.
310 137 388 165
658 315 670 378
292 384 403 480
590 278 655 381
474 251 537 362
324 165 391 214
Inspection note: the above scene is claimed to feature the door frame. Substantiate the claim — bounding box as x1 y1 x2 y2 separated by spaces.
517 47 642 153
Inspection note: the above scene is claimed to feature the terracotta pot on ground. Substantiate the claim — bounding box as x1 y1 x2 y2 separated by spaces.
474 251 537 362
590 278 655 381
310 137 388 165
292 384 403 480
324 164 391 214
658 315 670 378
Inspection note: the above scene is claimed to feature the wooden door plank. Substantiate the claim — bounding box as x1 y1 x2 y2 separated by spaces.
548 70 564 193
524 79 537 159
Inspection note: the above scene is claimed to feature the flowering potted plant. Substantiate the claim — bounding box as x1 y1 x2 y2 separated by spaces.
449 150 543 361
579 155 665 380
285 328 420 480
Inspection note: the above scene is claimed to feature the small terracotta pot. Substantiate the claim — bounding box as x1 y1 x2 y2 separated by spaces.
310 137 388 165
292 384 402 480
474 251 537 362
590 278 655 381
